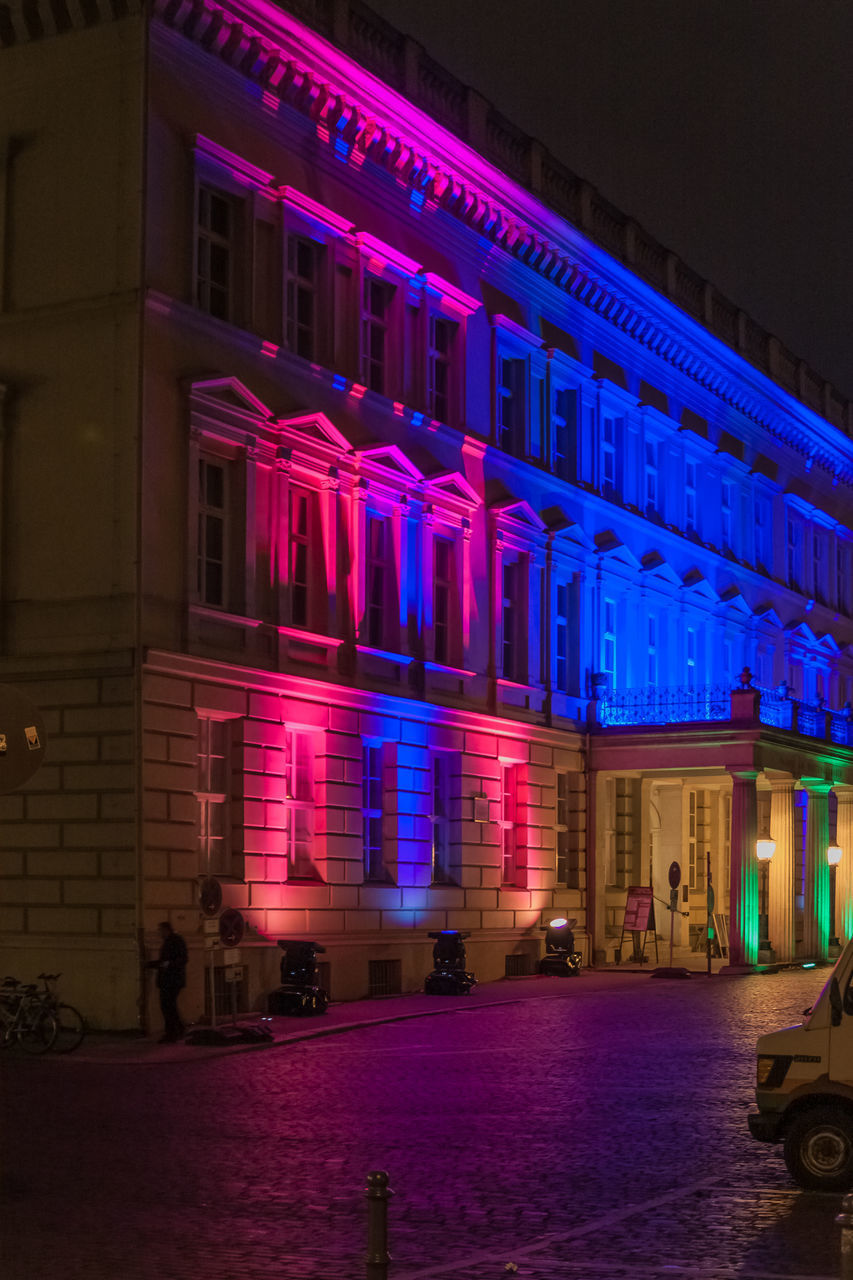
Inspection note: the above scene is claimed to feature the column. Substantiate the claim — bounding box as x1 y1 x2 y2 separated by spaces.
802 783 831 961
729 771 758 967
768 778 796 962
835 786 853 944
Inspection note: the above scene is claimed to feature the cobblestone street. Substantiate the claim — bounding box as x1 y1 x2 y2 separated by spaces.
1 969 846 1279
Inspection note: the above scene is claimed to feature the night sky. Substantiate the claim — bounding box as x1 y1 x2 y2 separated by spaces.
367 0 853 402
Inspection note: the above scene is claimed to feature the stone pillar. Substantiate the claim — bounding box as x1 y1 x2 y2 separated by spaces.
729 771 759 967
802 783 831 961
835 787 853 945
768 778 796 962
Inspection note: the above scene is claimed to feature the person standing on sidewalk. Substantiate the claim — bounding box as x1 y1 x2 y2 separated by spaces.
148 921 188 1043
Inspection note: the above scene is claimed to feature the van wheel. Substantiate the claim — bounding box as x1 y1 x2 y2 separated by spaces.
783 1108 853 1190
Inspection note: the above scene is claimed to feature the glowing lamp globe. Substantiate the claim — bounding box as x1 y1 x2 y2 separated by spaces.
756 839 776 861
828 845 843 866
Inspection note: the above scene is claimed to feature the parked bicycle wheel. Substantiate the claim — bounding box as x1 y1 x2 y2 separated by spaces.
52 1004 85 1053
18 1006 57 1054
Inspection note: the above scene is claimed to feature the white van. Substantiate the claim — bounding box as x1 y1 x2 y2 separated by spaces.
749 939 853 1189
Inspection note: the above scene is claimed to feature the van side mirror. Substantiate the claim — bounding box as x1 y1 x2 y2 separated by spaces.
844 983 853 1017
830 977 843 1026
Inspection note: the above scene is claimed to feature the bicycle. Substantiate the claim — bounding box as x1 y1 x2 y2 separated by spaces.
35 974 86 1053
0 978 57 1054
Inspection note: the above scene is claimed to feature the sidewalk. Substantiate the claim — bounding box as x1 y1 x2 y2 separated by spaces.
56 957 731 1066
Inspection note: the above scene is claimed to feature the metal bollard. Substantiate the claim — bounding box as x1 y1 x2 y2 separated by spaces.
837 1192 853 1279
365 1170 393 1280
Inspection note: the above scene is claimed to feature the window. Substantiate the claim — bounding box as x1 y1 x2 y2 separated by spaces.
787 516 802 590
197 717 233 876
685 462 697 533
555 582 570 693
433 536 454 666
686 626 697 687
754 497 769 570
283 730 314 879
501 560 524 682
499 765 518 884
361 276 394 394
497 357 526 457
602 598 616 686
197 457 228 608
721 481 733 551
553 389 577 482
723 638 733 686
644 440 659 514
556 771 570 886
813 530 826 603
647 615 658 687
838 542 849 614
601 417 618 493
289 488 311 628
428 315 456 422
363 744 385 882
365 515 392 648
285 235 321 360
430 755 452 883
196 186 236 321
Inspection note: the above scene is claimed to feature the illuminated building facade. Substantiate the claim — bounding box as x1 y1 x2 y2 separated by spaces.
3 0 853 1026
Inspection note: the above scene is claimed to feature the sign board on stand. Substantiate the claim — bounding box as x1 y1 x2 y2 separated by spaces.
618 886 658 964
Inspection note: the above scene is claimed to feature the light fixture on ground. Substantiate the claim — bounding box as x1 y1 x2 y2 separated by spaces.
828 844 843 958
539 917 581 976
756 837 776 964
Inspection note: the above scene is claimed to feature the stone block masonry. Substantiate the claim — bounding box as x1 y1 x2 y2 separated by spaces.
0 662 139 1029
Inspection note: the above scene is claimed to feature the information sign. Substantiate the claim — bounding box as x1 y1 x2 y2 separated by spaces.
622 885 654 932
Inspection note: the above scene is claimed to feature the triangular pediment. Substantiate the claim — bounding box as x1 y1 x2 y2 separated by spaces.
189 376 273 421
786 620 819 645
754 605 784 629
490 499 547 532
356 444 424 482
718 586 753 617
817 631 842 654
544 509 595 551
277 411 351 451
640 551 681 586
682 569 718 603
595 533 642 570
423 471 481 507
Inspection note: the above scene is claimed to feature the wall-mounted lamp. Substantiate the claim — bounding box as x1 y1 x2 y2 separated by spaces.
756 839 776 861
827 845 843 866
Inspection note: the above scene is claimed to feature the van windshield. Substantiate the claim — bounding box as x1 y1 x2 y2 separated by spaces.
802 952 847 1026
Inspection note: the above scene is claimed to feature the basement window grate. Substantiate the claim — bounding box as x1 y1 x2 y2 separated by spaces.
368 959 402 997
505 953 531 978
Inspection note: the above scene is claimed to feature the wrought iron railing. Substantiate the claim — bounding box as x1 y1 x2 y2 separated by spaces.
598 684 730 727
598 680 853 748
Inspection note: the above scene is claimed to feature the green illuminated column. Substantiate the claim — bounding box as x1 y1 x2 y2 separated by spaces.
729 771 759 967
768 777 796 961
802 782 831 961
835 786 853 944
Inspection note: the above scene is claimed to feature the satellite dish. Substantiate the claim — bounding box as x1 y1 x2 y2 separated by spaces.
219 908 245 948
199 877 223 917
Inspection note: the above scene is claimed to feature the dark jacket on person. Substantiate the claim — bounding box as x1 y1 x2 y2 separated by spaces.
155 932 188 990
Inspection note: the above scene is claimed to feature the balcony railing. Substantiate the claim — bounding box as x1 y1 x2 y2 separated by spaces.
598 684 730 727
597 681 853 748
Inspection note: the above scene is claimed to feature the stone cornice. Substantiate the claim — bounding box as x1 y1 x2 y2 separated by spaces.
6 0 853 486
144 0 853 487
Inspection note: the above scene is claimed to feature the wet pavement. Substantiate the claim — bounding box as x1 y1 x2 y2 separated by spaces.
0 965 844 1279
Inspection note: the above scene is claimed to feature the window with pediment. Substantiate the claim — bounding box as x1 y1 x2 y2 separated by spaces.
192 138 279 336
